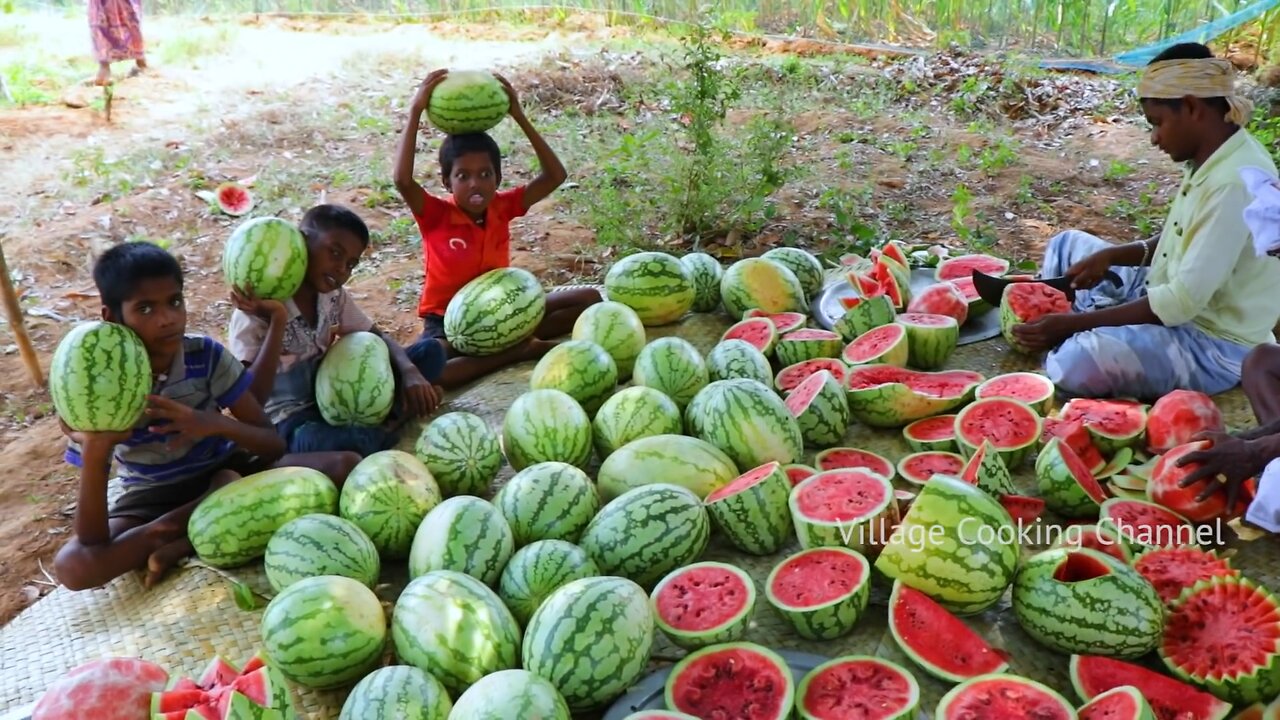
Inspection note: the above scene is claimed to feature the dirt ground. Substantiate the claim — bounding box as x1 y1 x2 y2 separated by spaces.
0 13 1181 626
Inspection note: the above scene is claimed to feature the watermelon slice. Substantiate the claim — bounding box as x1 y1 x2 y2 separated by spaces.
872 260 906 309
1043 416 1107 473
743 309 807 334
1145 389 1224 454
842 323 909 367
789 470 896 555
902 414 958 452
844 365 984 428
937 674 1074 719
775 358 849 394
813 447 894 478
704 462 793 555
961 439 1015 496
665 642 794 720
1096 447 1135 479
1100 498 1196 551
795 656 920 720
783 464 818 486
955 397 1042 468
776 329 843 367
214 182 254 216
879 241 912 269
1133 546 1239 606
722 317 779 356
947 275 990 316
148 653 289 720
847 271 882 297
622 713 700 720
896 451 966 486
935 253 1011 282
999 494 1046 524
1078 686 1157 720
765 546 871 640
1070 654 1233 720
887 581 1009 683
1035 435 1109 519
651 561 756 650
975 371 1056 414
1060 398 1149 456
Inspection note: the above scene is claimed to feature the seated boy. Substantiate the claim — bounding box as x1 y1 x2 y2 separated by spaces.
228 204 445 457
1011 43 1280 401
393 69 600 389
54 241 360 592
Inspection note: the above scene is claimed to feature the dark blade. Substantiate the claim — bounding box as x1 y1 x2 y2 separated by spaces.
971 270 1078 307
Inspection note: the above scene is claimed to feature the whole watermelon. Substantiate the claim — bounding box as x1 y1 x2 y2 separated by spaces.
49 320 151 432
578 483 711 589
529 339 619 415
408 495 514 586
221 216 308 301
591 386 685 459
426 70 510 135
492 461 600 546
687 378 803 469
571 301 648 380
444 267 546 356
498 539 601 626
260 574 386 689
720 257 806 317
680 252 725 312
631 337 709 410
450 669 571 719
761 247 824 298
315 331 395 427
338 665 453 720
263 513 381 592
413 411 502 497
604 252 695 326
338 449 441 559
502 388 593 471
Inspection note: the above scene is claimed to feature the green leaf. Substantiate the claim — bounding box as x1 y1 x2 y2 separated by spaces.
232 580 257 611
1015 259 1038 272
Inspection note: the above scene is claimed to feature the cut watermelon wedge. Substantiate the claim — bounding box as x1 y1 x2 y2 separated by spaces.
1043 417 1107 474
743 309 807 334
1078 686 1157 720
813 447 894 478
783 464 818 486
722 317 779 356
842 323 909 367
937 674 1074 720
897 451 966 486
888 582 1009 683
795 656 920 720
1100 498 1196 551
1133 546 1239 606
999 494 1046 524
775 358 849 394
935 253 1012 282
902 414 958 452
1070 654 1232 720
150 653 290 720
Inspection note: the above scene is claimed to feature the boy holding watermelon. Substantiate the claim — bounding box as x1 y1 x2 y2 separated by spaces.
393 69 601 388
54 241 360 592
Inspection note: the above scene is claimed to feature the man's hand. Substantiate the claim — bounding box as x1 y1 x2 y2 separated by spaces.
398 366 441 418
1066 248 1118 289
494 73 526 122
1010 313 1077 353
230 285 286 324
59 417 132 451
1176 431 1268 512
145 395 227 446
412 69 449 114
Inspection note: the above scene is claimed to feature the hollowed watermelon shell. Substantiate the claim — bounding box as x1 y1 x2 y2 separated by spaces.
796 656 920 720
722 317 779 356
1100 498 1196 552
704 461 794 555
789 469 896 555
888 581 1009 683
1133 546 1239 606
215 181 254 216
775 358 850 394
1052 523 1133 564
664 642 795 720
1071 654 1233 720
766 546 871 640
1043 416 1108 473
897 451 966 486
841 323 909 367
845 365 983 428
651 561 756 650
936 674 1075 720
744 309 807 334
1061 398 1149 456
975 371 1056 414
1078 686 1156 720
813 447 894 479
902 414 958 452
954 397 1042 468
935 253 1012 282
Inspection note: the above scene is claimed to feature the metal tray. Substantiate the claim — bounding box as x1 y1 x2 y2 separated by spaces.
602 650 830 719
811 267 1002 347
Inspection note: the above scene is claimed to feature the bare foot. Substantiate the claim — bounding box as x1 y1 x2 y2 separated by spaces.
135 57 148 69
145 537 192 588
93 64 111 86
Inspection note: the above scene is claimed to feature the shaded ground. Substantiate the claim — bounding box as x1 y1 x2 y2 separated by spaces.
0 11 1185 626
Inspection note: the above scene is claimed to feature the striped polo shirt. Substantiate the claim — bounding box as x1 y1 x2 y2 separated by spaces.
65 334 253 486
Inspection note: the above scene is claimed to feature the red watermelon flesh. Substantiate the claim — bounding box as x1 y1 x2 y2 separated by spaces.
1043 417 1107 473
999 494 1046 524
1102 499 1195 549
1071 655 1232 720
785 328 840 342
847 271 882 297
32 657 170 720
881 241 911 268
1054 436 1111 506
776 358 849 393
1134 547 1239 605
151 656 282 720
1148 441 1243 522
936 254 1012 282
1061 398 1148 445
845 365 983 398
723 317 777 353
956 398 1041 451
814 447 894 478
1078 686 1152 720
976 372 1055 408
1146 390 1223 453
624 713 700 719
1002 281 1071 325
798 657 919 720
903 415 957 443
793 470 892 524
214 182 254 216
949 276 981 303
769 547 868 609
707 462 782 504
1163 575 1280 692
744 309 807 334
784 464 818 486
667 643 793 720
872 261 905 307
898 451 966 485
888 582 1009 682
653 563 752 633
938 676 1073 719
1061 524 1132 564
842 323 907 364
896 312 955 327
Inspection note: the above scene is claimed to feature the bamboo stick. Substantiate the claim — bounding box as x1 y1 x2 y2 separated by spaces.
0 240 45 387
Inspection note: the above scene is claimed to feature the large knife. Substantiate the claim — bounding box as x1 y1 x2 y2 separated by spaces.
971 269 1124 308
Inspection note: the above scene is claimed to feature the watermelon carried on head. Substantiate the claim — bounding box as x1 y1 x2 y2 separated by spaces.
795 656 920 720
426 69 509 135
49 320 151 433
665 642 795 720
651 561 756 649
604 251 695 327
445 266 547 355
999 281 1071 353
888 581 1010 683
222 216 308 300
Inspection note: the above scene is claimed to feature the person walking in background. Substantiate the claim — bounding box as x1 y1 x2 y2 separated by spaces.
89 0 148 86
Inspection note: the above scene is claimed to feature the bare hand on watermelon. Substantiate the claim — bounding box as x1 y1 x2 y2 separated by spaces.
58 417 132 451
493 74 525 121
230 285 285 323
398 366 441 418
1177 430 1267 510
1010 313 1077 352
411 69 449 113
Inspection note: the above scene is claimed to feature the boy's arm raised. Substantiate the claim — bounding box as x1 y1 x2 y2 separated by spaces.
497 75 567 210
395 70 449 217
230 288 287 405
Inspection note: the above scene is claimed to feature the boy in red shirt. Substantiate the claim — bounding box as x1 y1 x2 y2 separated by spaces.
394 69 600 389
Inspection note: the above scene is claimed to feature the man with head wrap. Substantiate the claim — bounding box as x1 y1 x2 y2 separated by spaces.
1011 42 1280 403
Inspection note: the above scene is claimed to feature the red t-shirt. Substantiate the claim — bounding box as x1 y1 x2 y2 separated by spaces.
412 186 528 318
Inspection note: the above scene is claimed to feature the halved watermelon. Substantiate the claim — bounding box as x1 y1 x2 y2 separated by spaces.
744 309 807 334
954 397 1042 468
813 447 894 479
1078 686 1156 720
776 358 850 394
947 276 990 316
888 582 1009 683
665 643 794 720
1100 498 1196 551
766 546 872 641
897 451 966 486
1060 398 1149 456
1043 416 1107 473
842 323 909 367
651 562 756 650
215 181 254 216
975 372 1056 414
1070 654 1232 720
902 414 958 452
937 674 1074 720
722 317 779 356
795 656 920 720
789 470 896 554
704 462 793 555
935 253 1011 282
783 464 818 486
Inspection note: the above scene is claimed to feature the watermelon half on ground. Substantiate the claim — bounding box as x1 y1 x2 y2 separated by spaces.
651 561 756 650
896 451 966 486
813 447 895 478
789 469 897 554
795 656 920 720
766 546 872 641
1078 686 1157 720
936 674 1075 719
664 642 794 720
902 414 958 452
888 581 1009 683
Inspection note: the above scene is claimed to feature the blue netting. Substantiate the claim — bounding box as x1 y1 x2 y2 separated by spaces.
1114 0 1280 66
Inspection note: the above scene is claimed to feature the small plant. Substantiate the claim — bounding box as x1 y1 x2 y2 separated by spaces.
1103 160 1135 181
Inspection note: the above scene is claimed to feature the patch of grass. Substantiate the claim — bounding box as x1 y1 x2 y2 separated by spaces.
1 58 94 106
154 24 239 66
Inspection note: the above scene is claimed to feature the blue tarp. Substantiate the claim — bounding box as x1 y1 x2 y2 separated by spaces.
1113 0 1280 67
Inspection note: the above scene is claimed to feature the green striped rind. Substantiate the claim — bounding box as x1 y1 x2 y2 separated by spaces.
875 474 1019 616
1077 686 1155 720
315 330 395 427
522 576 655 712
391 570 522 696
787 369 851 449
664 643 795 718
339 449 441 559
902 416 958 452
963 440 1016 497
796 656 920 720
691 378 804 469
501 388 593 471
444 267 547 356
260 575 386 689
720 257 807 317
572 301 648 380
845 365 982 428
530 340 619 416
425 70 509 133
704 462 793 555
775 330 843 368
263 514 380 592
680 252 725 312
188 467 338 568
766 547 871 640
221 216 308 300
1161 575 1280 706
953 397 1042 468
936 674 1076 719
1012 547 1164 658
706 339 774 385
842 324 909 368
49 321 151 432
408 495 514 586
596 433 739 502
604 251 695 327
498 539 601 627
338 665 453 720
762 247 824 298
592 386 684 460
632 337 709 410
789 470 895 554
578 484 711 589
897 314 959 370
833 295 896 342
1036 436 1104 518
413 412 501 497
449 669 572 719
492 462 600 546
650 562 756 649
